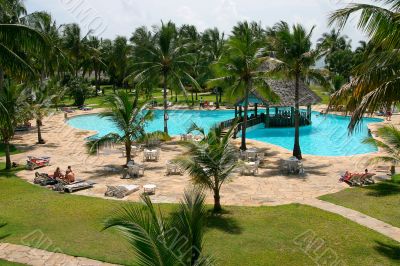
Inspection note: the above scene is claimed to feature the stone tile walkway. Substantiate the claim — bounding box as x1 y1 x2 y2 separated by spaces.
0 243 119 266
300 198 400 243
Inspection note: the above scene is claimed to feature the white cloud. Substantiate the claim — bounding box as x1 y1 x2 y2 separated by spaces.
25 0 374 47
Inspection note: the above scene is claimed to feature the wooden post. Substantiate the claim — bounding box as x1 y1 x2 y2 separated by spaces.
235 105 238 118
265 104 270 127
239 106 242 118
255 103 258 117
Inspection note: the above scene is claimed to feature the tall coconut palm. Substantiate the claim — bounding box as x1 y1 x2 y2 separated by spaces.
26 86 55 144
209 21 271 151
82 36 106 96
127 21 199 135
61 23 90 77
267 21 325 160
363 125 400 175
103 189 212 266
317 29 351 56
201 28 225 108
0 83 27 169
174 124 238 212
91 91 153 164
328 0 400 131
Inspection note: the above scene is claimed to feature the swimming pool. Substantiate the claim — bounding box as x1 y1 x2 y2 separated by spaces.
67 109 382 156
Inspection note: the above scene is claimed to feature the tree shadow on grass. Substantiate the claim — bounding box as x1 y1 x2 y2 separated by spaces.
363 182 400 197
206 210 242 235
374 241 400 261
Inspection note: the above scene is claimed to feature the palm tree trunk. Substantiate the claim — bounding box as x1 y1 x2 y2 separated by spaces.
4 140 11 170
293 73 302 160
163 72 169 134
240 82 250 151
125 138 132 165
37 119 45 144
175 90 178 102
195 92 198 101
213 187 222 212
191 92 194 106
94 69 99 97
215 89 219 109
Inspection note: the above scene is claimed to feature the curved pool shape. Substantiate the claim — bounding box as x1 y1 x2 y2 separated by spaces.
67 110 382 156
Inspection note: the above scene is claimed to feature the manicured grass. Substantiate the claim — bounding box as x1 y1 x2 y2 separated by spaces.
310 85 331 105
0 259 26 266
0 174 399 265
320 180 400 228
0 144 21 157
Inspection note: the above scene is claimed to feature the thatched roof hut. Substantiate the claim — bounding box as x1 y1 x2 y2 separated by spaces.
266 79 321 107
233 79 321 128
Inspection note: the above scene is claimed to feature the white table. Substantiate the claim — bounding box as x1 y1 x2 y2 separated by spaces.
284 157 300 174
143 184 156 194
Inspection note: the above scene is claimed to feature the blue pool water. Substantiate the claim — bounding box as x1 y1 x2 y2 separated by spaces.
67 110 382 156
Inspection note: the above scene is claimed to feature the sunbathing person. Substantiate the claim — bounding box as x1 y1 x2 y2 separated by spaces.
52 167 64 179
65 166 75 183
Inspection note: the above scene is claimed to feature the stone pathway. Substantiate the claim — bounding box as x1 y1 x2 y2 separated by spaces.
300 198 400 243
0 243 119 266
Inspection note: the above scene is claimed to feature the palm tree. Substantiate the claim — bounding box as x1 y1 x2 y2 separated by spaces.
201 28 225 108
82 36 106 96
103 189 212 266
128 21 199 135
0 23 48 91
174 124 239 212
0 83 27 170
363 125 400 175
61 23 91 77
317 29 351 56
209 21 270 151
26 86 55 144
328 0 400 131
91 91 153 164
267 21 325 160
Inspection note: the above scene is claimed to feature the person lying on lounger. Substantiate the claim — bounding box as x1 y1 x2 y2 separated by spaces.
52 167 64 179
64 166 75 183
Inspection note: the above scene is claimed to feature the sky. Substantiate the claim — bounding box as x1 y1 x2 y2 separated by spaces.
25 0 374 48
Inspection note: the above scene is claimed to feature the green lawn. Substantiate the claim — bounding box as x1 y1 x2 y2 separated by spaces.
0 260 25 266
310 85 331 105
0 173 399 265
320 179 400 228
0 144 21 158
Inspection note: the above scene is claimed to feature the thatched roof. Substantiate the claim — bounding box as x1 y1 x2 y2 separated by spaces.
266 79 321 107
235 79 321 107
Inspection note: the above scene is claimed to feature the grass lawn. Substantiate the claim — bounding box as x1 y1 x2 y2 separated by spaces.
0 172 399 265
310 85 330 105
320 178 400 228
0 259 25 266
0 144 21 158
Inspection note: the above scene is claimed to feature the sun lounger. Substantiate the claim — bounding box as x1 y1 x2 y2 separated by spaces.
26 156 51 170
360 173 376 185
54 179 95 193
114 185 140 199
341 173 363 186
33 172 58 186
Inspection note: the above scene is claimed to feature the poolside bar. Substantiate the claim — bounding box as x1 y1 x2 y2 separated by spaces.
232 79 321 128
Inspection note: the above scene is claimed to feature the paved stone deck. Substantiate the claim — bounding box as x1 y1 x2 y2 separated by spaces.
0 243 118 266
